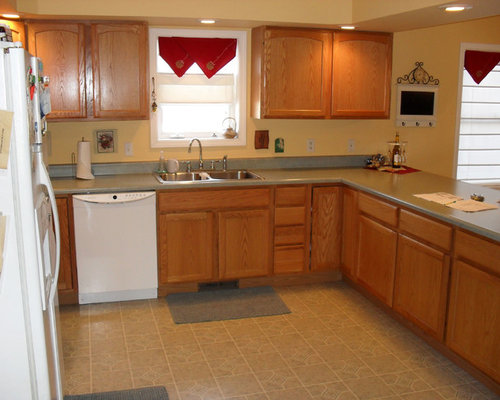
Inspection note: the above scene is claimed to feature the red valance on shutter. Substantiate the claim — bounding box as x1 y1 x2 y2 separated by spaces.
464 50 500 84
158 37 237 78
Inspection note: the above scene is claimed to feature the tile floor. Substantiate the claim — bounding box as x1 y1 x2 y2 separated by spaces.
60 282 499 399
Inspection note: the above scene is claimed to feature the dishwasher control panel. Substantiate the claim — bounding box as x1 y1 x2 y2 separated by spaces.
73 191 155 204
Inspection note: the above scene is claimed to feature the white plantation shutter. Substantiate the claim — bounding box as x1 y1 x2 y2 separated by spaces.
457 62 500 184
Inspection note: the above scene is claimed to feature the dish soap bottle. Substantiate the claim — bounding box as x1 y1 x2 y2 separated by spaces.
391 132 402 168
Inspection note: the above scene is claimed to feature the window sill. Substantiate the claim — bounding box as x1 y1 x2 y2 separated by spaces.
151 135 246 148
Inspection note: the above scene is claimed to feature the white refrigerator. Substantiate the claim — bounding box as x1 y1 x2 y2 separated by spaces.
0 41 63 399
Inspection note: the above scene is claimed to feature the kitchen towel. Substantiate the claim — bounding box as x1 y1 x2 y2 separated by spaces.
76 139 94 180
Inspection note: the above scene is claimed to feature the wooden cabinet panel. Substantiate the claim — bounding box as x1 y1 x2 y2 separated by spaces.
357 215 397 306
27 22 86 119
358 192 398 227
219 209 271 279
56 196 78 304
158 212 215 284
311 186 342 271
399 209 452 251
332 31 392 118
341 187 358 279
455 230 500 275
275 225 306 246
0 19 25 45
394 235 450 340
252 26 332 118
275 185 307 206
91 23 148 119
274 245 306 274
446 260 500 382
275 206 306 226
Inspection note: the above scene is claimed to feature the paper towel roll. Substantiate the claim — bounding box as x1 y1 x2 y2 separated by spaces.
76 139 94 180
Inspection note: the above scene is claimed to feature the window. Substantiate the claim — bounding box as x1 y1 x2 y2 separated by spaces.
149 28 247 148
455 44 500 185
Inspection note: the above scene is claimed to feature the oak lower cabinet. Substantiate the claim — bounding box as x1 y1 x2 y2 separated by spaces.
341 187 358 279
56 195 78 304
273 185 311 274
26 20 148 120
310 186 342 271
332 31 392 118
251 26 333 118
446 230 500 384
157 188 272 287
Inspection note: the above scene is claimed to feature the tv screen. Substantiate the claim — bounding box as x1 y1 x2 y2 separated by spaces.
400 91 435 116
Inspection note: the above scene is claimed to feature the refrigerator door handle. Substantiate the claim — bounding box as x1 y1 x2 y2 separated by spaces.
39 159 60 301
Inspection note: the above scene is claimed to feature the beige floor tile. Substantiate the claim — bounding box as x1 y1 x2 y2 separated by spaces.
91 352 130 373
123 320 158 336
125 332 163 351
63 356 90 377
344 337 392 359
164 343 205 364
61 322 91 341
399 390 445 399
63 379 91 396
435 383 493 400
245 352 288 372
128 349 168 370
62 340 90 358
255 317 295 337
344 375 397 400
90 320 124 340
278 345 324 368
170 361 214 383
206 354 252 377
192 325 232 344
199 340 240 360
131 365 174 387
326 356 375 381
176 378 223 400
266 387 314 400
363 353 410 375
234 336 275 356
91 369 133 393
216 373 263 397
160 329 198 346
268 333 309 352
380 371 432 394
316 343 358 363
305 381 358 400
224 320 265 339
292 363 339 386
255 367 302 392
91 336 127 355
301 328 342 348
414 365 468 389
285 315 328 333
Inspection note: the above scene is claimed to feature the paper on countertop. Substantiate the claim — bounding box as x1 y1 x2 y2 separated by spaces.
414 192 463 205
0 110 13 169
446 199 498 212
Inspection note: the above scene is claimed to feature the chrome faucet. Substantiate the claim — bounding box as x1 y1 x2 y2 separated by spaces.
188 138 204 169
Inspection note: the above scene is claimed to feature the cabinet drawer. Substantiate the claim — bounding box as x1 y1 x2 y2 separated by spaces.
400 209 452 251
275 225 306 245
274 245 306 273
276 185 307 206
275 207 306 226
158 188 271 212
455 230 500 275
358 192 398 227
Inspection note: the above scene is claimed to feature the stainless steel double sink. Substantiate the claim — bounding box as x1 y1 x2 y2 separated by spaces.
154 169 262 183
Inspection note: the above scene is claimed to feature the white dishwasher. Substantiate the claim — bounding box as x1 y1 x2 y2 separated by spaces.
73 191 158 304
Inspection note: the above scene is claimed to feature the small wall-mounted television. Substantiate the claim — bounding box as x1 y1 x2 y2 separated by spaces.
396 84 438 127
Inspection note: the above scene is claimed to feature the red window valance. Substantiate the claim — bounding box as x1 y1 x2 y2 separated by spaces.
158 37 237 78
464 50 500 84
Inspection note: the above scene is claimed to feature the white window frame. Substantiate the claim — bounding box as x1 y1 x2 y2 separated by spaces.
454 42 500 184
149 27 247 148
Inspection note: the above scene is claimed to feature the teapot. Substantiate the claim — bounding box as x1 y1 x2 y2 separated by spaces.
222 117 237 139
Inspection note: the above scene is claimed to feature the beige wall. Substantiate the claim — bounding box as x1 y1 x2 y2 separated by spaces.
46 15 500 178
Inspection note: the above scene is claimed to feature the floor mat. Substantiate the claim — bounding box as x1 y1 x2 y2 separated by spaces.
64 386 168 400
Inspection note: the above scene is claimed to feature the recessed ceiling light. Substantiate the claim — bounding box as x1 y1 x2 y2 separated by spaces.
2 14 20 19
440 4 472 12
340 25 356 30
200 19 216 24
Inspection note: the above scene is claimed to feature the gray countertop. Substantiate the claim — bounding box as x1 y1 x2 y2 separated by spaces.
51 168 500 242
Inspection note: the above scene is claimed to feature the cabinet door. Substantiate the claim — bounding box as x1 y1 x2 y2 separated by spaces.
356 215 397 306
311 186 342 271
341 187 358 279
0 19 25 45
158 212 215 283
27 22 86 119
446 260 500 382
91 23 148 119
253 27 332 118
56 196 78 304
394 235 450 340
332 31 392 118
219 209 271 279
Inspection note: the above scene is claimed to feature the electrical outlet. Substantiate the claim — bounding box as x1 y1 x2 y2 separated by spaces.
348 139 355 152
125 142 133 156
307 138 315 152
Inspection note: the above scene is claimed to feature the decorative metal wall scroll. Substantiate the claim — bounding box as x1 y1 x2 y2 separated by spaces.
397 62 439 85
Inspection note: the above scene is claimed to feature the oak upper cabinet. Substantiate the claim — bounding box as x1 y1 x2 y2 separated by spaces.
311 186 342 271
273 185 311 274
0 19 26 46
157 188 272 286
341 187 358 280
27 22 87 119
393 210 452 341
251 26 333 118
446 230 500 383
91 23 148 119
356 193 398 306
56 196 78 304
332 31 392 118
